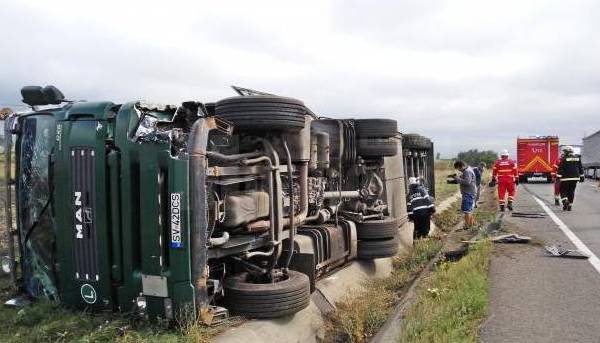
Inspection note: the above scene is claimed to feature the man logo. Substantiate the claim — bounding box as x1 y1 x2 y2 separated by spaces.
74 191 84 239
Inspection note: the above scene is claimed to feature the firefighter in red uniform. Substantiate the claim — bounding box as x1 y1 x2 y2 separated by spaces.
492 149 519 212
551 155 562 205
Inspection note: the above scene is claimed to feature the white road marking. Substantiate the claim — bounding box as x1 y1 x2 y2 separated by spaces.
534 197 600 275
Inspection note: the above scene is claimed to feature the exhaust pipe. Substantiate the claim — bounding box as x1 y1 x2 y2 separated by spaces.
188 117 232 319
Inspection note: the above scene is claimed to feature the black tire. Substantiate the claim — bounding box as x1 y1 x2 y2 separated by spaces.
357 138 398 157
356 217 399 240
357 237 400 259
355 119 398 138
223 270 311 318
215 96 307 131
402 134 431 150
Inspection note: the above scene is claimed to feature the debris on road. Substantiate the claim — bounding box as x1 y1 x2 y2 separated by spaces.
511 211 547 218
463 232 531 245
544 245 590 259
491 234 532 244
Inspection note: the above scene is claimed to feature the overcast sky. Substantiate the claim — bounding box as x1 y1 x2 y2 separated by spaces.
1 0 599 157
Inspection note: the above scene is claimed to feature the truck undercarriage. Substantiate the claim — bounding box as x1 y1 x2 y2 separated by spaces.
3 86 408 320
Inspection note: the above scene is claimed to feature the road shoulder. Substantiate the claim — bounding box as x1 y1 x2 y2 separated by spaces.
480 185 600 343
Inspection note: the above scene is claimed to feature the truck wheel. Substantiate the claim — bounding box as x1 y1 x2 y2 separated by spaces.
354 119 398 138
215 96 307 131
357 237 400 259
357 138 398 157
223 270 311 318
356 217 399 239
402 134 431 150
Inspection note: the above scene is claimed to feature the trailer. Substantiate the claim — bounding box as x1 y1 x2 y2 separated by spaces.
401 133 435 197
517 136 559 183
2 85 414 321
583 130 600 179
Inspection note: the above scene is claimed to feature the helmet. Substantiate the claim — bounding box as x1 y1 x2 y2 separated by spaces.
501 149 509 157
408 177 419 185
562 146 574 154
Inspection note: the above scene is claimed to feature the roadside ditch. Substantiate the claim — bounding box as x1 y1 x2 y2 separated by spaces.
323 184 498 343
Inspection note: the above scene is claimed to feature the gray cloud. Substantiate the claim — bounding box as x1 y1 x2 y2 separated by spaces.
1 0 599 157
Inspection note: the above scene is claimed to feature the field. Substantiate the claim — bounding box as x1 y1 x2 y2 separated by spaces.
434 159 458 204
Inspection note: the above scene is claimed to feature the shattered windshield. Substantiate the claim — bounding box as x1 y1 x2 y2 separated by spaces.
18 115 58 298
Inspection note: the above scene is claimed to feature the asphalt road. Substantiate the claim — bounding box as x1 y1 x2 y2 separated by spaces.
480 180 600 343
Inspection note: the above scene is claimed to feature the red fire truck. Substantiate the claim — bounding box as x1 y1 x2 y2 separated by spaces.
517 136 559 182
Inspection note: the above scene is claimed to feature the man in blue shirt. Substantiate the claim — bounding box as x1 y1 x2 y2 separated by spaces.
450 160 477 229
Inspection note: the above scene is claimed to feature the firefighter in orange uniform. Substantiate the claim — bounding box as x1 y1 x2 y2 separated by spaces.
551 155 562 206
492 149 519 212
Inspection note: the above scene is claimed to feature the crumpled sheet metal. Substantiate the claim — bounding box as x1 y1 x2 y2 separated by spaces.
136 101 177 113
133 115 172 144
545 245 590 259
492 234 532 244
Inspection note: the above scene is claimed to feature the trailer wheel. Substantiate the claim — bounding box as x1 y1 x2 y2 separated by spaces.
354 119 398 138
215 96 308 131
356 217 399 240
402 134 431 150
357 138 398 157
223 270 311 318
357 237 400 259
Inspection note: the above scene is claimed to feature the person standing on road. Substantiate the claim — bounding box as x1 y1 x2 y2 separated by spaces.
557 146 584 211
492 150 519 212
407 177 436 239
473 162 486 207
451 160 477 229
551 154 562 206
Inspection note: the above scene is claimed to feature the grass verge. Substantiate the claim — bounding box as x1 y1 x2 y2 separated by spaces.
0 274 223 343
324 238 443 343
398 240 492 343
433 201 462 232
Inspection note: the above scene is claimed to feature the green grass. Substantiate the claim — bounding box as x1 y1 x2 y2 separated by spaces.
399 240 492 343
434 160 458 205
433 201 462 232
0 274 221 343
324 238 443 343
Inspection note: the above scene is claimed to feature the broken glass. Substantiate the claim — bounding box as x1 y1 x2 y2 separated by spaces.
18 115 58 299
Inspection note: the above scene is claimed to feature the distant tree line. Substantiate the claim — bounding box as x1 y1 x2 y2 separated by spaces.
456 149 498 167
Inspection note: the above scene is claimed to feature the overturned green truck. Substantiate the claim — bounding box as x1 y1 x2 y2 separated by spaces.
3 85 411 320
